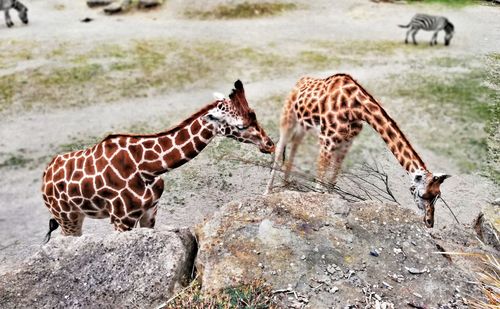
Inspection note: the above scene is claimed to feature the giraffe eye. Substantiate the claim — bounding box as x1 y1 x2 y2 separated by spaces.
236 125 248 131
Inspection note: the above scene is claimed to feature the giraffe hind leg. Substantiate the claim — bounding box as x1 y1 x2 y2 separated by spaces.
58 213 85 236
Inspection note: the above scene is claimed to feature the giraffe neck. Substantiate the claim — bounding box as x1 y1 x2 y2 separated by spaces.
108 102 218 178
356 91 428 174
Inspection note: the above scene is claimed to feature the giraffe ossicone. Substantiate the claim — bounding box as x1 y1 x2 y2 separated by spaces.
42 80 275 241
266 73 450 228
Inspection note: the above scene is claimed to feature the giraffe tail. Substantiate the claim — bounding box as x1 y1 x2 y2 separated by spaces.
398 23 410 28
43 218 59 244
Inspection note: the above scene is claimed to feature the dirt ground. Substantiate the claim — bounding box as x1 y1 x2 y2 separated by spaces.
0 0 498 273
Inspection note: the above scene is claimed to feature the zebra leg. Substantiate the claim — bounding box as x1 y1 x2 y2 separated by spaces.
430 31 439 46
405 28 413 44
5 9 14 27
411 29 419 45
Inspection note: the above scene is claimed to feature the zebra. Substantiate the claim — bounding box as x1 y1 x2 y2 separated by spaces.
0 0 28 28
399 14 454 46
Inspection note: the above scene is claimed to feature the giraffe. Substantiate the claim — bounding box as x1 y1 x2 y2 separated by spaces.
42 80 275 241
265 74 450 228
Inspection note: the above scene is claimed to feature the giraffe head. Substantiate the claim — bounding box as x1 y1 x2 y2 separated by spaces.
205 80 275 154
410 171 451 228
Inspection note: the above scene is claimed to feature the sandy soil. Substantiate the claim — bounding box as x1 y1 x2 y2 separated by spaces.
0 0 498 272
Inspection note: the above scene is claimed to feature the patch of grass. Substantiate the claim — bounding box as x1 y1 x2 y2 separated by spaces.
427 56 469 68
382 65 497 180
41 64 103 86
485 53 499 183
313 40 413 56
0 39 301 113
0 75 16 111
298 51 341 69
0 154 33 169
0 38 437 115
406 0 479 7
185 2 296 19
164 279 277 308
58 135 102 153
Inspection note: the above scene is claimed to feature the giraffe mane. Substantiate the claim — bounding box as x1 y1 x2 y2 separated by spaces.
102 101 219 141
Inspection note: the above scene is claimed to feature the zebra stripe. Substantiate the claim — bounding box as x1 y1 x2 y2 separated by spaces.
399 14 454 46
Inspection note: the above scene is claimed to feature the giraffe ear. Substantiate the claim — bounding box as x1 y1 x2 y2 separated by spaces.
229 80 250 115
432 174 451 184
234 80 244 92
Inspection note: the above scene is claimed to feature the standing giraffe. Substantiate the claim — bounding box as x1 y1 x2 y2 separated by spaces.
42 80 275 241
266 74 450 228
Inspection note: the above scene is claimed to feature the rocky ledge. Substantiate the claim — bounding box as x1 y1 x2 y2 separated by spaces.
195 191 491 308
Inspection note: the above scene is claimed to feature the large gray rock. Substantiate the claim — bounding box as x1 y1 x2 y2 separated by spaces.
196 192 484 308
0 228 197 308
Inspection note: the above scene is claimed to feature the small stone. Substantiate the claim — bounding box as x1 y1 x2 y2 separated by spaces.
326 265 336 274
258 263 264 269
329 286 339 294
393 248 402 254
370 249 379 257
405 267 426 274
301 255 306 260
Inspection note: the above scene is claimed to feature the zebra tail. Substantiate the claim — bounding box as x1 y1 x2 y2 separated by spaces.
398 23 410 28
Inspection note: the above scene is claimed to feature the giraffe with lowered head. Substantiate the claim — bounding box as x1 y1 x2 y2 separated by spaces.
266 74 449 228
42 80 275 241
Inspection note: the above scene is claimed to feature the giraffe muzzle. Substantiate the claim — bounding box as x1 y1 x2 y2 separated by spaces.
259 139 275 154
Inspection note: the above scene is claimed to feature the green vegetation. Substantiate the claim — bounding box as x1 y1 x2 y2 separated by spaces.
382 63 498 181
58 135 102 153
165 279 276 308
0 39 296 113
485 53 499 183
406 0 479 7
0 38 437 114
0 154 33 169
185 2 296 19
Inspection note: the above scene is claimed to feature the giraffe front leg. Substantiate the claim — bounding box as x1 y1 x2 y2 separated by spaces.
265 120 295 194
5 10 13 28
316 147 333 191
329 140 354 185
284 130 305 183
